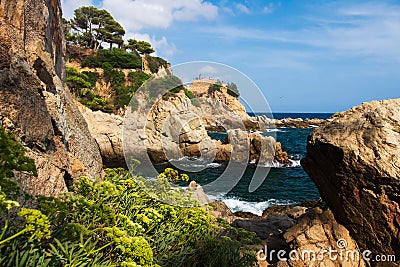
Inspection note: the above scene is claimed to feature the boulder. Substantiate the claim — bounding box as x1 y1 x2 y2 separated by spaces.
279 208 366 267
301 99 400 258
187 181 210 205
0 0 102 196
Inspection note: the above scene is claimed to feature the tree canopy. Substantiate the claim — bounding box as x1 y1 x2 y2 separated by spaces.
64 6 157 56
68 6 125 50
125 39 155 55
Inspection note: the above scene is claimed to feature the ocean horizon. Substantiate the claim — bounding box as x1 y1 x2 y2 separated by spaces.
247 112 333 120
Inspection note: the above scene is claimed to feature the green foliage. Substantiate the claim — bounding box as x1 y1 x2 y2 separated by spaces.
0 129 257 266
66 65 152 113
227 82 240 97
69 6 125 50
145 55 168 74
81 48 141 69
143 75 184 100
81 71 99 87
17 208 51 242
128 71 151 93
0 126 36 200
1 166 257 266
183 88 195 99
85 97 114 113
208 83 222 94
125 39 155 55
66 67 113 112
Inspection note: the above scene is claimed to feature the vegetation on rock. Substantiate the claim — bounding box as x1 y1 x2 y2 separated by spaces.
0 128 258 266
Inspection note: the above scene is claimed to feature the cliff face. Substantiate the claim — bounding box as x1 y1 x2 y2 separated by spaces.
81 88 289 166
301 99 400 258
0 0 102 196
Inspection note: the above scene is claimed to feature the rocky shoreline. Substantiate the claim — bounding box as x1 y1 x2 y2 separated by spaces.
1 0 399 265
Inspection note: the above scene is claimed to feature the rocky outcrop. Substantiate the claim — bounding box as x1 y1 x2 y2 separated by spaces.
278 208 366 267
211 202 366 266
253 115 327 129
301 99 400 259
0 0 102 196
81 90 290 165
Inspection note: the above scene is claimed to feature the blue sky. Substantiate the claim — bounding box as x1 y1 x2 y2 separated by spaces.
62 0 400 112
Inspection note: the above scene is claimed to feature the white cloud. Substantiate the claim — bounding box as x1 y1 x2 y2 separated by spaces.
198 65 219 74
101 0 218 31
263 3 274 14
201 2 400 62
61 0 93 19
235 3 250 14
222 7 234 15
125 32 178 58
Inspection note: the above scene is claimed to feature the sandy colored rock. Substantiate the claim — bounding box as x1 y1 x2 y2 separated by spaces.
187 181 210 205
301 99 400 259
0 0 102 196
281 208 366 267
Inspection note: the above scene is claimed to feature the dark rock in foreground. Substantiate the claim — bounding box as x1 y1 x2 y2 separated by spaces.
301 99 400 259
210 202 366 266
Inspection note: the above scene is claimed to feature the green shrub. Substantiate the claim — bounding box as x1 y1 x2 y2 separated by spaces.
145 55 168 74
0 126 36 200
208 83 222 94
1 159 257 267
81 70 99 87
81 48 142 69
84 97 114 113
128 71 151 93
227 82 240 97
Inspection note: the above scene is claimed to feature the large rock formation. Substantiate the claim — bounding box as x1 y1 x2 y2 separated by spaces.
279 208 367 267
210 202 366 266
80 94 289 166
301 99 400 259
0 0 102 196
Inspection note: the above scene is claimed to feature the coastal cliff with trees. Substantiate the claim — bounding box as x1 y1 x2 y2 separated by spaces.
0 1 399 267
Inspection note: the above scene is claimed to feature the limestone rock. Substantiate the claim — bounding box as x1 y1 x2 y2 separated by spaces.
0 0 102 196
280 208 366 267
253 115 328 129
81 92 288 166
301 99 400 258
187 181 210 205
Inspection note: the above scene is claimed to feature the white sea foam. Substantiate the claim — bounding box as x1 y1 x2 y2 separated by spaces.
264 128 286 133
218 197 296 216
169 157 221 169
254 159 301 168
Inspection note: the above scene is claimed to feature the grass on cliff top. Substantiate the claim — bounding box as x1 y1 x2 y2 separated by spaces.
0 126 259 267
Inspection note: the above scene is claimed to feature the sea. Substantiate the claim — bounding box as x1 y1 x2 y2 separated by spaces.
155 113 333 215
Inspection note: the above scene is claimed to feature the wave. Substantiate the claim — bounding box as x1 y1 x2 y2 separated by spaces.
253 159 301 168
170 157 222 169
216 197 297 216
264 128 286 133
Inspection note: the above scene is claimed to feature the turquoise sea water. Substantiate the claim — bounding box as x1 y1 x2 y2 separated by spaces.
155 113 332 215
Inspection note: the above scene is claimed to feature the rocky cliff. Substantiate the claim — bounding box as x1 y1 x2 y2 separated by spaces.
80 89 289 166
301 99 400 259
0 0 102 196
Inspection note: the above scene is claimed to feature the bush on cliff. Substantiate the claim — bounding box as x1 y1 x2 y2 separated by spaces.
145 55 169 74
81 48 142 69
0 128 258 266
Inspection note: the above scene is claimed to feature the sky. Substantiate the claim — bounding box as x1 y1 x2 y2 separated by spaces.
61 0 400 112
